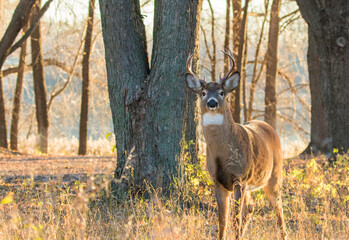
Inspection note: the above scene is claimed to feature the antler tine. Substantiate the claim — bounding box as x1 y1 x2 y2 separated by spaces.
187 53 206 85
219 48 236 83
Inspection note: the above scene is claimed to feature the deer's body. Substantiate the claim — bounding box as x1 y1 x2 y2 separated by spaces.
186 49 287 240
203 108 282 193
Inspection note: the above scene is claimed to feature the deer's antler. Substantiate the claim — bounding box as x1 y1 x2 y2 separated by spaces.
218 48 236 84
187 53 206 85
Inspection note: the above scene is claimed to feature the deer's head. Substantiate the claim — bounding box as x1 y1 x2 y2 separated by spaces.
185 49 240 115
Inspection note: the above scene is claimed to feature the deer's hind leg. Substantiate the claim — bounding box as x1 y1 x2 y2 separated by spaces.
264 180 287 240
241 191 254 237
231 183 253 240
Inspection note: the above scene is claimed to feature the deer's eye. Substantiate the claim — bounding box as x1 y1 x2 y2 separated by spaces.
220 91 224 96
202 92 206 97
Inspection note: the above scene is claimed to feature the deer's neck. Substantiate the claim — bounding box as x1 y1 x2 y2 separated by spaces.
202 106 237 136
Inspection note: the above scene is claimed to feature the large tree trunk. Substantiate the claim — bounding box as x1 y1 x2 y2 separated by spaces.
31 0 48 153
78 0 95 155
301 31 329 155
0 0 36 148
296 0 349 154
10 23 29 151
265 0 281 129
99 0 202 191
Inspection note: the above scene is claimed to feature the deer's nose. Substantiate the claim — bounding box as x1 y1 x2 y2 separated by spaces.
207 99 218 109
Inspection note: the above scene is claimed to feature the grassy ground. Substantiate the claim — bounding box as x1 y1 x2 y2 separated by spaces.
0 148 348 239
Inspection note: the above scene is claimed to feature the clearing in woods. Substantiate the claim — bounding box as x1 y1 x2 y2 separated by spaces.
0 148 115 184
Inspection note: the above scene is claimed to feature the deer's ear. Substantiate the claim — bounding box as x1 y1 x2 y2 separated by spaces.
222 72 240 93
186 73 203 94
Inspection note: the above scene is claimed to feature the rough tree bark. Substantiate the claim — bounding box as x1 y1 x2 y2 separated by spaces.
0 0 36 148
99 0 203 191
10 23 29 151
265 0 281 129
31 0 48 153
78 0 96 155
295 0 349 154
301 31 329 155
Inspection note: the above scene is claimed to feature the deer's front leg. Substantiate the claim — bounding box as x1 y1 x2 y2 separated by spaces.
215 183 230 240
232 183 244 240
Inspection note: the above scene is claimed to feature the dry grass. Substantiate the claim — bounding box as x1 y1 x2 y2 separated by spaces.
0 149 348 239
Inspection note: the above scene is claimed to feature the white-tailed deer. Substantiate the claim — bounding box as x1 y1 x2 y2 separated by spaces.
185 49 287 240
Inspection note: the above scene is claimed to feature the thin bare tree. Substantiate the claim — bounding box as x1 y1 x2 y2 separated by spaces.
230 0 241 122
223 0 231 73
31 0 48 153
247 0 269 121
0 0 53 149
0 0 36 148
10 22 29 151
234 0 249 123
265 0 281 129
201 0 217 82
79 0 96 155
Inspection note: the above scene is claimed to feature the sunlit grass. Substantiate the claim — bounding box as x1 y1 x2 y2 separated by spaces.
17 136 116 156
0 152 348 239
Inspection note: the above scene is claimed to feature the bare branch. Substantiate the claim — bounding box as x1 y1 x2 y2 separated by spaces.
280 9 299 20
277 83 308 97
200 25 213 62
9 0 54 55
278 70 311 112
280 13 302 34
279 107 311 125
277 112 310 138
0 0 36 69
141 0 152 8
2 58 82 78
47 25 87 111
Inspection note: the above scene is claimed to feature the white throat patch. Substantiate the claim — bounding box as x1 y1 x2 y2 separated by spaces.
202 113 224 126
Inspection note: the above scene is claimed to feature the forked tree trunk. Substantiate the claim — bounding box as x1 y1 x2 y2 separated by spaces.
10 23 29 151
31 0 48 153
296 0 349 154
99 0 203 191
78 0 96 155
265 0 281 129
